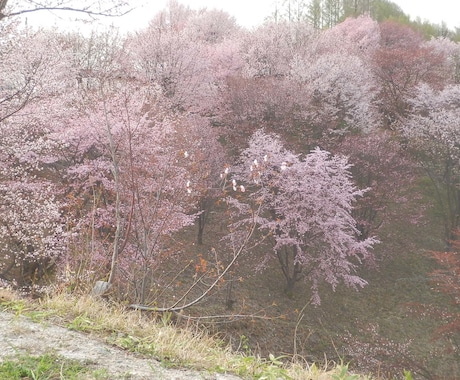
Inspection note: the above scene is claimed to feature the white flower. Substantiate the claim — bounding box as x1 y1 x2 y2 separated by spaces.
240 185 245 192
184 151 189 158
186 180 191 187
280 162 287 171
187 188 192 194
224 167 230 174
264 154 268 162
253 159 258 166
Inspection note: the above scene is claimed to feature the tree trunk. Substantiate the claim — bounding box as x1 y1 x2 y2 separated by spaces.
276 247 302 297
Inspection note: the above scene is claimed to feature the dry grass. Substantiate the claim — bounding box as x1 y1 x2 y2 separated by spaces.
0 287 373 379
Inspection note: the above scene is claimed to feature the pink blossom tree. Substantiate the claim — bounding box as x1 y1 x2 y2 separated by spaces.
0 28 78 290
403 84 460 238
290 51 378 134
0 20 249 309
1 24 228 306
125 2 236 113
186 7 239 44
423 36 460 85
0 153 59 290
226 130 377 304
317 15 380 58
240 20 318 80
0 26 76 123
289 16 380 135
372 21 445 128
224 17 380 152
53 76 204 302
336 130 417 240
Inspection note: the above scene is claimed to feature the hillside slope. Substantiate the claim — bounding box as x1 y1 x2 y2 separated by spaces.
0 310 241 380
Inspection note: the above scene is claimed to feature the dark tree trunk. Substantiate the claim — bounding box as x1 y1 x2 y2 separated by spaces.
196 197 212 245
276 246 302 297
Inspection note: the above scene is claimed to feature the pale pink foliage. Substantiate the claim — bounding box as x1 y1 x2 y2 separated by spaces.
241 21 316 78
0 23 206 296
290 16 380 132
208 38 244 82
423 37 460 84
336 130 417 239
237 17 379 133
404 84 460 158
319 15 380 57
291 51 378 131
125 4 238 112
0 182 65 263
74 85 197 261
0 28 75 285
403 83 460 236
0 27 76 122
186 8 239 43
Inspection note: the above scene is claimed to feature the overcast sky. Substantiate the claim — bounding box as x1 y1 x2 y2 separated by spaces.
22 0 460 33
115 0 459 31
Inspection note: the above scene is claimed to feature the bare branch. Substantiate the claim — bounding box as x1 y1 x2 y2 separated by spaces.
0 1 134 20
129 201 264 313
7 6 133 18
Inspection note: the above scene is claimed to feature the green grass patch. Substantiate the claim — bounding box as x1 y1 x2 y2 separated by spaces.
0 353 108 379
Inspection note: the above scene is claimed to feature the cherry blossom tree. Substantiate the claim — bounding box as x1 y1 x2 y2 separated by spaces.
336 130 417 240
291 50 378 134
318 15 380 58
0 19 230 306
221 19 379 155
228 17 379 151
403 84 460 238
300 16 380 134
186 8 239 44
125 2 237 113
424 37 460 85
0 23 193 300
226 130 377 304
0 26 76 123
52 74 205 302
0 125 67 289
240 21 316 79
0 28 78 290
372 21 445 128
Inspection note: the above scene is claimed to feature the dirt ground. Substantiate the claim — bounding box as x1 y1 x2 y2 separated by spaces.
0 311 241 380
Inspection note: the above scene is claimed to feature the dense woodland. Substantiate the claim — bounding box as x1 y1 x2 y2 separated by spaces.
0 0 459 378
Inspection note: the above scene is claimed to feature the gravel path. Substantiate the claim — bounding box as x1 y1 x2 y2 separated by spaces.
0 311 241 379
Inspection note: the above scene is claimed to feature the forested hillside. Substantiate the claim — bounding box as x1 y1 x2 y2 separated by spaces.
0 0 459 378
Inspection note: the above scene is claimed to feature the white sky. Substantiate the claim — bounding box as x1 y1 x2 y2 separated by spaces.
108 0 460 31
21 0 460 33
396 0 459 29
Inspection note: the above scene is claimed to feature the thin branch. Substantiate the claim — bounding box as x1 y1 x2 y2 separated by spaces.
4 6 133 19
130 201 264 313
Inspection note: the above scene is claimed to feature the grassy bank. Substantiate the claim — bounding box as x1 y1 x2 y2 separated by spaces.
0 288 376 380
